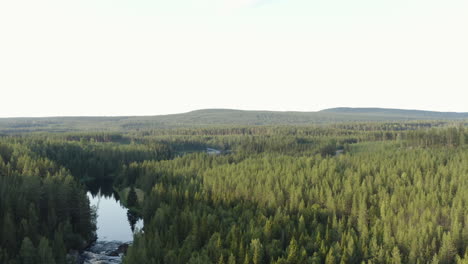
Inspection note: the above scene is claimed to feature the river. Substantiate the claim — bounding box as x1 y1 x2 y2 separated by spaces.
88 191 143 241
80 181 143 264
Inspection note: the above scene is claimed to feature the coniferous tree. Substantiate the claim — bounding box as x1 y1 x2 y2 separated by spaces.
37 237 56 264
286 238 299 264
19 237 36 264
52 231 67 264
439 233 456 264
391 246 402 264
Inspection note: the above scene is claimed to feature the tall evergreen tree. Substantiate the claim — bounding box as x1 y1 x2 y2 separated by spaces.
19 237 36 264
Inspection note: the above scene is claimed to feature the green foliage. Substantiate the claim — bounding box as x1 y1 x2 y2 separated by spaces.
121 125 468 264
2 122 468 264
37 237 56 264
19 237 36 264
0 140 96 263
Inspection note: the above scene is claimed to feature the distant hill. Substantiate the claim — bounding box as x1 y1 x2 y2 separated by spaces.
320 107 468 119
0 108 467 133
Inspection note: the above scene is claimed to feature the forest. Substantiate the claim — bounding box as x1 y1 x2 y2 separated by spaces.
0 119 467 264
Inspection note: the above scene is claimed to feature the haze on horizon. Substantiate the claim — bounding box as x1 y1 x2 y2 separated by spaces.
1 0 467 118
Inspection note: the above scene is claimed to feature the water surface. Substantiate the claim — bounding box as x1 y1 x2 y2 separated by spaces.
87 185 143 242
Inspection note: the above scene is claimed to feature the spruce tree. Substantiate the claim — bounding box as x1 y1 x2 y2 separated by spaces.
37 237 56 264
19 237 36 264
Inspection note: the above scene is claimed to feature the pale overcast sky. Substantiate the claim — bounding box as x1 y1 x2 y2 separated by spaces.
0 0 467 117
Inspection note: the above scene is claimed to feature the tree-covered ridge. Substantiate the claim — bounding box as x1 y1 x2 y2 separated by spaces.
321 108 468 119
0 108 467 133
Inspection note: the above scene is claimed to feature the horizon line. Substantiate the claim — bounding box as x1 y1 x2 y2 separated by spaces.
1 107 468 119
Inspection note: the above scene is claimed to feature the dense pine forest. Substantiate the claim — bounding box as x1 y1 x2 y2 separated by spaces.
1 115 467 263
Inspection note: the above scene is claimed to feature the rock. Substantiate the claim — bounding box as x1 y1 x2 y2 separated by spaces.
80 241 131 264
81 251 122 264
89 241 126 255
67 250 80 264
108 243 129 256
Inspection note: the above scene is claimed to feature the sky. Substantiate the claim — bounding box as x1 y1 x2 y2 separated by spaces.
0 0 467 117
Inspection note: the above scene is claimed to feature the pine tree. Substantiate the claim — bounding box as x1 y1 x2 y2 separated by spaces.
37 237 56 264
228 253 237 264
19 237 36 264
243 252 250 264
52 230 67 264
298 215 306 235
286 238 299 264
459 128 466 146
357 195 369 240
325 247 336 264
391 246 402 264
218 254 225 264
439 233 456 264
2 212 17 254
251 239 263 264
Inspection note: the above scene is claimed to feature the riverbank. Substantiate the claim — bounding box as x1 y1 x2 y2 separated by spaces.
79 241 130 264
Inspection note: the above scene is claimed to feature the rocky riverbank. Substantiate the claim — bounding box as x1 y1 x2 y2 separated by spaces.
79 241 130 264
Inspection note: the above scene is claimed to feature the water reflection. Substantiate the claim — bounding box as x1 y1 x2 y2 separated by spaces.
87 180 143 242
86 179 116 198
127 210 139 233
